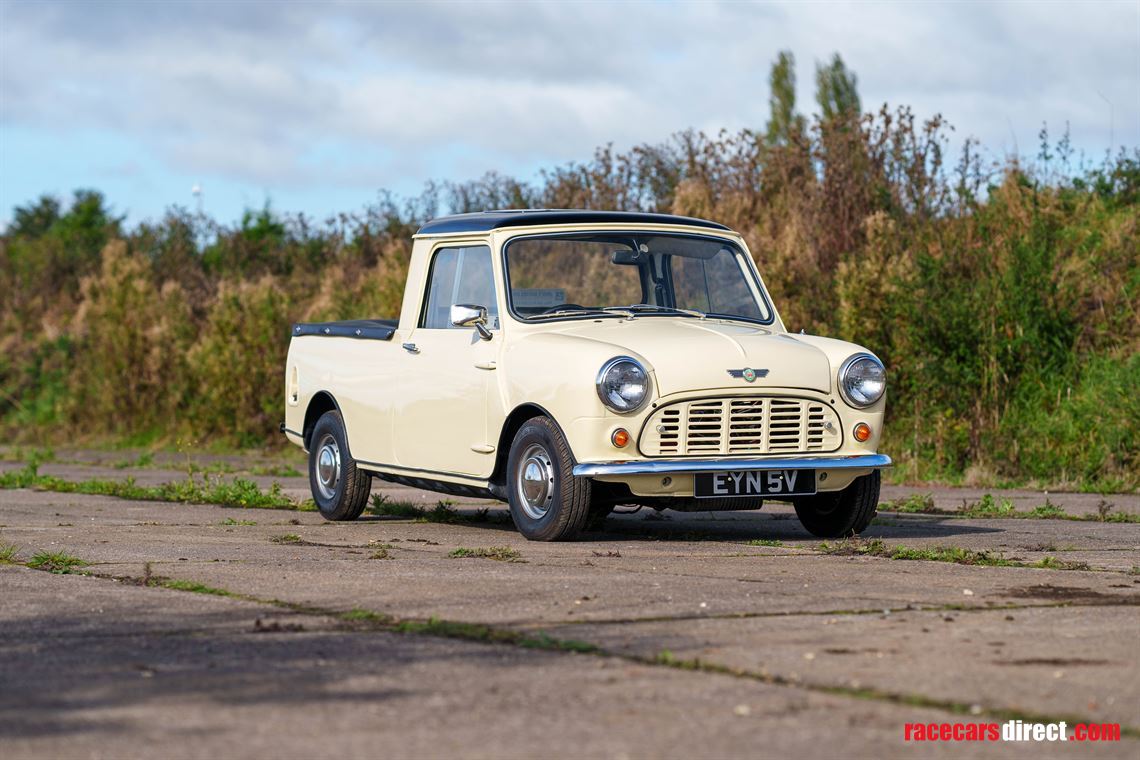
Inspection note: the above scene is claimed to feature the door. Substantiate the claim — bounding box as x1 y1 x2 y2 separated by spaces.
392 244 501 476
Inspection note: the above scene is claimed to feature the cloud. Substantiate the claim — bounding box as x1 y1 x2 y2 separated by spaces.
1 0 1137 222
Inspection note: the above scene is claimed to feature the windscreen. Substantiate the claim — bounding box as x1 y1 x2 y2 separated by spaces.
504 233 771 323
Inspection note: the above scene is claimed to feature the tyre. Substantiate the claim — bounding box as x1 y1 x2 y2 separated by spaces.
793 471 879 537
308 410 371 521
506 416 591 541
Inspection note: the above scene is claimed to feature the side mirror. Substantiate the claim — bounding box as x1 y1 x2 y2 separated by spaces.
450 303 492 340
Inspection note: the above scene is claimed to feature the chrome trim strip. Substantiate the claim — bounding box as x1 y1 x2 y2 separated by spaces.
572 453 892 477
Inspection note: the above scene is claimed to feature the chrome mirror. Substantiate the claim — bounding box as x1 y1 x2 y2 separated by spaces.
450 303 492 340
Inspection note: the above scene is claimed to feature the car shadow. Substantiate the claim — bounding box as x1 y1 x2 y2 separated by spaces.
360 506 1004 543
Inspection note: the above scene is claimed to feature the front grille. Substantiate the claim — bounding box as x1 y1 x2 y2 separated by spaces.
639 397 842 457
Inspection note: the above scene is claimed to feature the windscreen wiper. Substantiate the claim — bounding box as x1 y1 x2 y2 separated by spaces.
529 308 633 320
613 304 707 319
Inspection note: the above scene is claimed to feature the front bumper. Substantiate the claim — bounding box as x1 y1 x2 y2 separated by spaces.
572 453 892 478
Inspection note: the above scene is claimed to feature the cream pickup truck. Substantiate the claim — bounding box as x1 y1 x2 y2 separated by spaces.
283 210 890 540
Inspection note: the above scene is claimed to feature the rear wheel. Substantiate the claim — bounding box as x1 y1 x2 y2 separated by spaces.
793 471 879 537
507 417 591 541
308 410 371 521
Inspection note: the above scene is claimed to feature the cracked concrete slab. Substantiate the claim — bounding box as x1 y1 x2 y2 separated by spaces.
2 461 1138 758
3 566 1054 760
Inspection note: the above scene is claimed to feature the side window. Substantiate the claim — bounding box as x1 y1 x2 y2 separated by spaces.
421 245 499 329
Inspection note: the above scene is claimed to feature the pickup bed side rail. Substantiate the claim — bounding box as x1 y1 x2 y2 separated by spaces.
292 319 398 341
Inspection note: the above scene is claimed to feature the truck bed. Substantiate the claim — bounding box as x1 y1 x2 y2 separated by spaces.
291 319 398 341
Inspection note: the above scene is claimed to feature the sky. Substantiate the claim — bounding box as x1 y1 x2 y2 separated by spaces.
1 0 1138 229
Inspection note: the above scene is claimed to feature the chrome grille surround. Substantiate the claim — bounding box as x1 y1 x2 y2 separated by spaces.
639 396 843 457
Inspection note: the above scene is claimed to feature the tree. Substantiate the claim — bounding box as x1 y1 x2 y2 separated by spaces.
9 195 62 238
766 50 805 146
815 53 861 121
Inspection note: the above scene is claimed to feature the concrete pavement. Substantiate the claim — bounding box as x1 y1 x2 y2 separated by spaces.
1 456 1137 758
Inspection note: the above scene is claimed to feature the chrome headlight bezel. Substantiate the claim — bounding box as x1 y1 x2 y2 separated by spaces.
838 353 886 408
596 356 650 414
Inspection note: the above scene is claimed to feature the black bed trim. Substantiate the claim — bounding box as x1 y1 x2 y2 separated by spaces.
291 319 397 341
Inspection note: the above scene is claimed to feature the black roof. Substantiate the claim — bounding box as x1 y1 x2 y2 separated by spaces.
416 209 730 235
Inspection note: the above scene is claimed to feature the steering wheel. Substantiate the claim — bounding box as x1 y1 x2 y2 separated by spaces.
540 303 588 314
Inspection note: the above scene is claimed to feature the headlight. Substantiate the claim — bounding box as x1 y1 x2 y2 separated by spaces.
596 357 649 413
838 353 886 408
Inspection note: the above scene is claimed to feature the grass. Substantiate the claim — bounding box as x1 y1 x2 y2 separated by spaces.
270 533 302 544
370 544 394 560
0 446 55 466
112 451 155 469
820 538 1014 567
26 550 88 574
0 463 310 511
390 616 599 653
341 608 390 623
0 543 19 563
819 538 1100 572
1031 556 1092 571
879 492 1140 523
448 546 523 562
369 494 497 524
369 494 427 518
745 538 783 547
882 493 937 513
250 464 303 477
160 579 233 596
220 517 257 526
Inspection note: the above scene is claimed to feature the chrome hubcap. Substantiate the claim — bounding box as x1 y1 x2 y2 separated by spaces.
516 443 554 520
315 434 341 501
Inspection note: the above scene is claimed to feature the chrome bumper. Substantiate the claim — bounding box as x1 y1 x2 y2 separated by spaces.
572 453 892 478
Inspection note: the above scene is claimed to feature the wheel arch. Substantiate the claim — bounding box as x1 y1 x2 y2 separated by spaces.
302 391 342 451
489 403 575 491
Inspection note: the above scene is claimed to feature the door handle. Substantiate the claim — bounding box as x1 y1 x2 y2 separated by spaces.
402 342 419 354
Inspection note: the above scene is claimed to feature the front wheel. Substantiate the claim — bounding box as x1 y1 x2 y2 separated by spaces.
308 410 371 521
793 471 879 538
506 417 592 541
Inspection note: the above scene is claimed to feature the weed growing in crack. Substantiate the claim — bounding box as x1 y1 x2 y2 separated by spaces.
0 543 19 563
369 495 503 524
161 579 233 596
368 494 424 518
882 493 936 513
819 538 1011 567
370 544 395 560
448 546 523 562
877 490 1139 524
341 608 389 623
0 463 307 511
1032 556 1091 571
27 551 88 574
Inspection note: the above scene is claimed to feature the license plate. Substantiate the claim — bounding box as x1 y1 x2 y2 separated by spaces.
694 469 816 498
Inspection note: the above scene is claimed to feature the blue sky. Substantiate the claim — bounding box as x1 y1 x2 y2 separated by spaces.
1 0 1138 229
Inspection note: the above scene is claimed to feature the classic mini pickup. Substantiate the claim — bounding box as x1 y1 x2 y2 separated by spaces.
283 210 890 540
